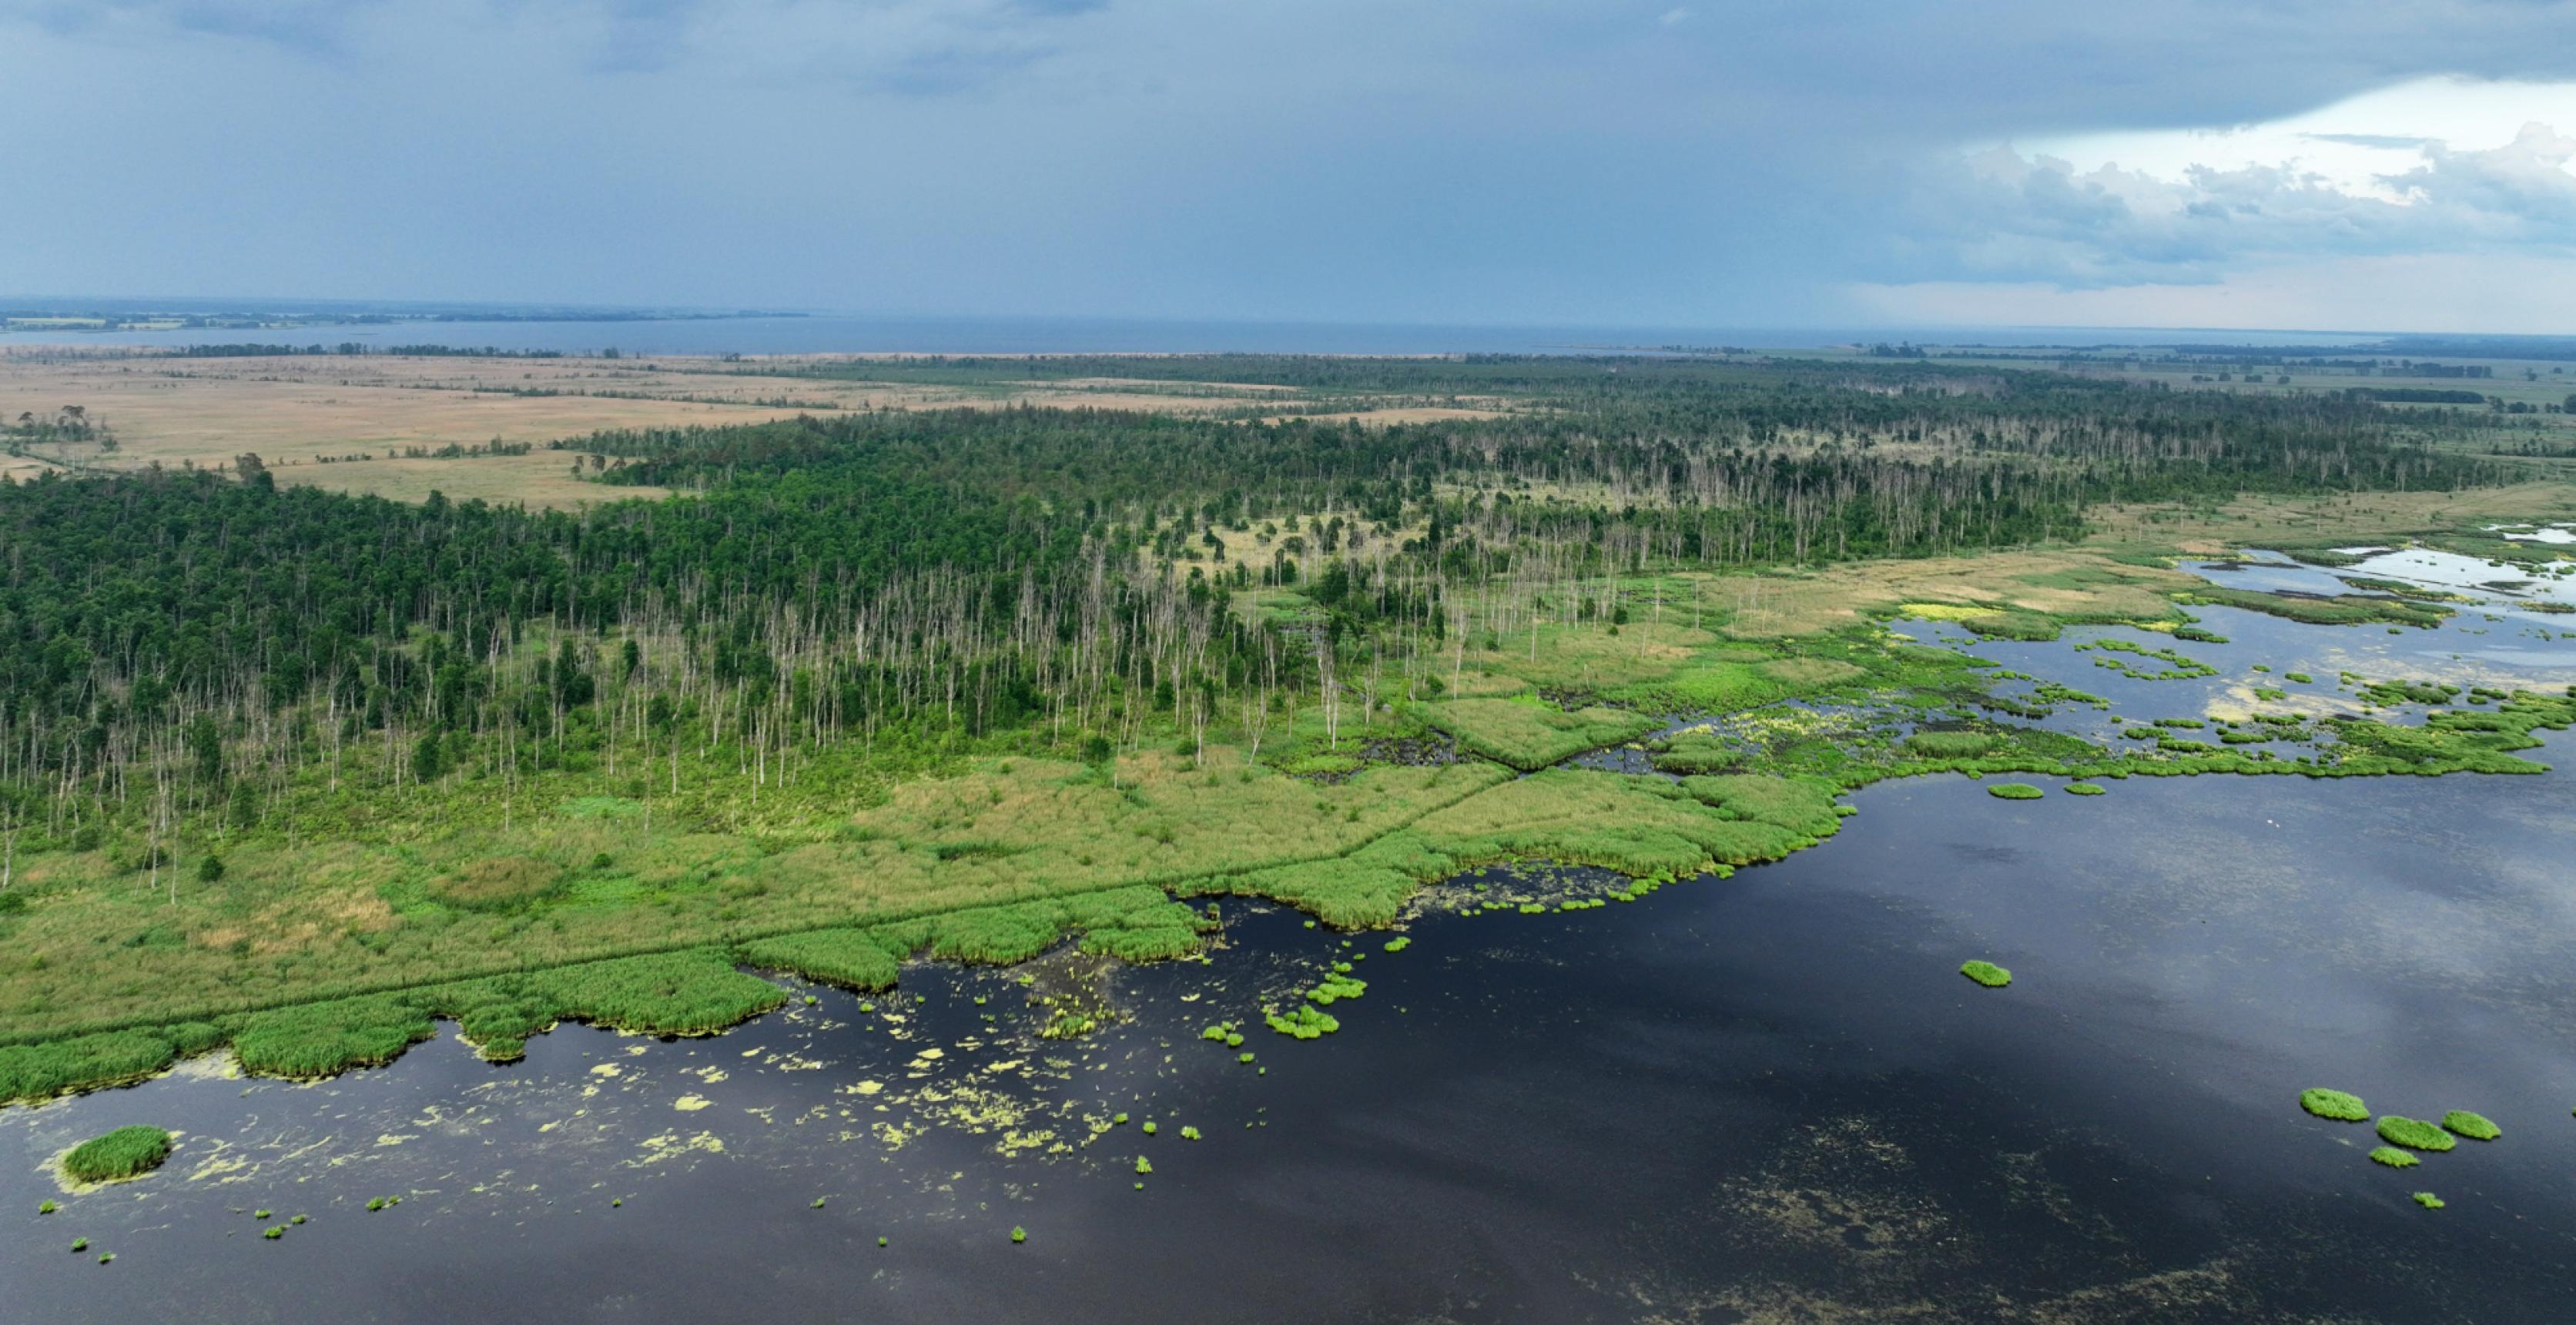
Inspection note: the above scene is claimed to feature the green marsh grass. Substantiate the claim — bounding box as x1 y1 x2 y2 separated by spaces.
1987 784 2044 800
2377 1116 2456 1152
2300 1089 2369 1122
2369 1146 2419 1168
1011 1226 1027 1243
2064 782 2105 795
2441 1110 2500 1140
2412 1191 2444 1209
60 1126 173 1184
1960 960 2012 988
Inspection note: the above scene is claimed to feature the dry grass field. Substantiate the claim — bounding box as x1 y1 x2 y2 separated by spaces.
0 350 1511 507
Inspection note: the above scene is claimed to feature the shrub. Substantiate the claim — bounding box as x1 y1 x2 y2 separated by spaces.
2299 1088 2369 1122
61 1126 173 1183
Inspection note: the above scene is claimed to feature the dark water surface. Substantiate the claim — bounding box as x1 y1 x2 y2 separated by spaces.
8 606 2575 1323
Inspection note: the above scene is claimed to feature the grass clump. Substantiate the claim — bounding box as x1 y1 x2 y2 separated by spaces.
1410 697 1656 771
39 1200 57 1214
60 1126 174 1184
1382 936 1411 953
1180 1126 1201 1141
427 856 563 910
2063 782 2105 796
739 929 899 992
2300 1088 2370 1122
1960 960 2012 988
2369 1146 2419 1168
1010 1225 1027 1243
1904 731 1996 760
2412 1191 2444 1210
263 1225 284 1240
2376 1116 2456 1152
1986 783 2043 800
2440 1110 2500 1141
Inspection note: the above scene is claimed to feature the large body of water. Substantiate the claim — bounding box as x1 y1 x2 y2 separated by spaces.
6 570 2573 1322
0 316 2387 358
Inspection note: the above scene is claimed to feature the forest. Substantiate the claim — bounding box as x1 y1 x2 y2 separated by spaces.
0 356 2523 902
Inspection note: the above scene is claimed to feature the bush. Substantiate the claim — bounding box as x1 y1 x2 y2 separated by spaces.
61 1126 173 1183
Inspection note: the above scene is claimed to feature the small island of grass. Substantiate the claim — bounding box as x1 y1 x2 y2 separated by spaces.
1960 960 2012 988
2063 782 2105 796
59 1126 173 1185
2376 1116 2456 1152
2441 1109 2500 1141
2412 1191 2445 1209
1987 783 2044 800
2300 1088 2369 1122
2368 1146 2419 1168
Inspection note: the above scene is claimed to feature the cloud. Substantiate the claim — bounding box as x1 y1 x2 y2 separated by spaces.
1878 122 2576 289
5 0 2576 328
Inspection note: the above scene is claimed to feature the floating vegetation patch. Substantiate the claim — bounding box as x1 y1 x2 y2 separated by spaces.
2376 1116 2457 1152
2412 1191 2445 1210
2174 586 2451 629
1382 936 1410 953
1987 783 2043 800
2369 1147 2420 1169
2441 1110 2500 1141
59 1126 173 1184
2300 1088 2369 1122
1265 1005 1340 1039
2063 782 2105 795
1960 960 2012 988
2079 638 2219 681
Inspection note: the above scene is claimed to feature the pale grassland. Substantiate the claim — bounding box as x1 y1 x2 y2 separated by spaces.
0 353 1507 508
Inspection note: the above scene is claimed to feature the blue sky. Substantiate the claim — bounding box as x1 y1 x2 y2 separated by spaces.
5 1 2576 332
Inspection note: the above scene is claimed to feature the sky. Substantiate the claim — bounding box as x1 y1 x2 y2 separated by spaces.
4 1 2576 333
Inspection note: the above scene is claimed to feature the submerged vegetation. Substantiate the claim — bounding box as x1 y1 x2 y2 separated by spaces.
59 1126 173 1183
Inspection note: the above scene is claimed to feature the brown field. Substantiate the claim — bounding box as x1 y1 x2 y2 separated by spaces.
0 350 1509 507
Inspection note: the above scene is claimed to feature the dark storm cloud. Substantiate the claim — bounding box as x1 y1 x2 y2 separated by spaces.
2 0 2573 325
